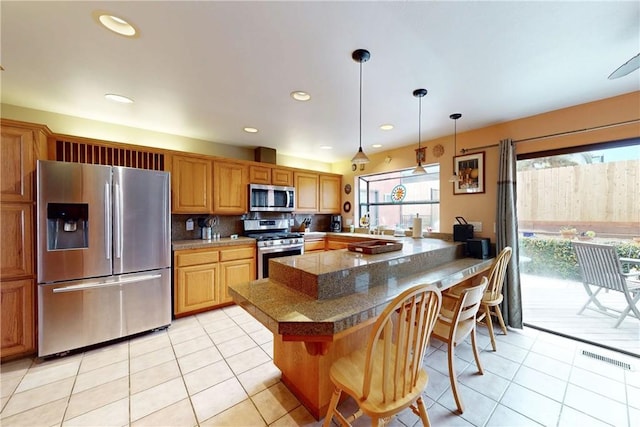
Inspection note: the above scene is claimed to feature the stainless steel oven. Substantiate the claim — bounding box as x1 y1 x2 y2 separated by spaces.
244 219 304 279
257 242 304 279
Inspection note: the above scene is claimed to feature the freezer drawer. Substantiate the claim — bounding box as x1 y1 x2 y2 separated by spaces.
38 269 171 357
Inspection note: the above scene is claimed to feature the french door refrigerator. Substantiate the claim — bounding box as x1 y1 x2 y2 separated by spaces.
37 160 171 357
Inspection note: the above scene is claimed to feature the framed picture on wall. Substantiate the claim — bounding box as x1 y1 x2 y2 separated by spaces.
453 151 485 194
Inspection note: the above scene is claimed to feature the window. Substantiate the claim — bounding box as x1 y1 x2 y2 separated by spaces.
357 165 440 232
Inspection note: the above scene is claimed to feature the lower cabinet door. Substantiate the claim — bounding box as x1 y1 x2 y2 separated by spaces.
220 259 256 303
1 278 35 359
175 263 221 315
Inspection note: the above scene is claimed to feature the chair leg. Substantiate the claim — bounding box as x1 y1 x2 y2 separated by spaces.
470 326 484 375
484 303 497 351
614 290 640 328
578 285 605 314
447 341 464 414
494 305 508 335
322 386 342 427
416 396 431 427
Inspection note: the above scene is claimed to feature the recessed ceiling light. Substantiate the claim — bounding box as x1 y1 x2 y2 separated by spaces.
372 144 383 148
319 145 333 150
243 127 259 133
291 91 311 101
379 124 394 131
93 11 138 37
105 93 134 104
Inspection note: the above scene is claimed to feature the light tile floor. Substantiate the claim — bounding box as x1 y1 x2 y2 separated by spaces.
1 305 638 426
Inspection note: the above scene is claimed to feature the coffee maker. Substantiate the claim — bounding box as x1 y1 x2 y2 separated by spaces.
330 215 342 232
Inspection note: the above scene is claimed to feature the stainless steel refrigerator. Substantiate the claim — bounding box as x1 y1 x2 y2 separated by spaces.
37 160 171 357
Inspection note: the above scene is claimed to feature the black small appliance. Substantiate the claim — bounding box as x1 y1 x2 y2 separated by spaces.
331 215 342 232
467 238 490 259
453 216 474 242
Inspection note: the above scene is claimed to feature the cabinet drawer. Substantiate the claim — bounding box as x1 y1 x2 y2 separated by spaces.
326 240 349 250
220 246 255 262
175 249 219 267
305 240 325 252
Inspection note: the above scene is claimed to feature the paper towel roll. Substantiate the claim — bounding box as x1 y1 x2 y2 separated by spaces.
412 217 423 238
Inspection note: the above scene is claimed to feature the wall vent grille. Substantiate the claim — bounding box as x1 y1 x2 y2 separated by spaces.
580 349 633 371
53 139 165 171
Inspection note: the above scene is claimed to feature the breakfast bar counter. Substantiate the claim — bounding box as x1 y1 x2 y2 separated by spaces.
228 237 493 419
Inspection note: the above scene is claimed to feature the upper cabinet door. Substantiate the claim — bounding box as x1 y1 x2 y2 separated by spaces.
172 155 212 213
1 126 35 202
213 160 248 214
294 171 319 213
272 168 294 187
249 165 271 185
319 174 341 214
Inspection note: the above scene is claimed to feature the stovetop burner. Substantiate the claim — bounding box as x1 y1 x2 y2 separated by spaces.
243 219 304 248
246 232 303 241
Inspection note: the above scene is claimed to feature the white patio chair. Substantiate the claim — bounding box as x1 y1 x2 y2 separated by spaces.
572 241 640 328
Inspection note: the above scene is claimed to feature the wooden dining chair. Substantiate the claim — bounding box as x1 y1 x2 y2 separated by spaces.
322 284 442 427
431 278 488 414
447 247 512 351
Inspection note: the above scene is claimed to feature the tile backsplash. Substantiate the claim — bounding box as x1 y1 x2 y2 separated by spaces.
171 213 333 241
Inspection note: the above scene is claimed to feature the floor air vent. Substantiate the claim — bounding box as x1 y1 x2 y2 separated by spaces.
581 349 633 371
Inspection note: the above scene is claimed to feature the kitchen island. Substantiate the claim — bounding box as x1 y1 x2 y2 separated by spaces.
228 237 493 419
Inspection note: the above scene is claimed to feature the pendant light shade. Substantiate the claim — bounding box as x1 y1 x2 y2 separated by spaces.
448 113 462 183
351 49 371 165
412 88 428 175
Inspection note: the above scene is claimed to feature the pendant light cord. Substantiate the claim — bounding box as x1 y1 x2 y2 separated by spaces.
417 97 422 164
359 60 363 151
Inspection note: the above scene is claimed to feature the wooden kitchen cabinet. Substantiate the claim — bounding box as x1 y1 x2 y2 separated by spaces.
0 279 35 359
0 203 34 279
304 238 325 253
174 244 255 315
172 155 213 213
319 174 341 214
294 171 319 213
0 119 47 360
219 245 256 304
173 248 221 316
249 165 294 187
213 160 248 214
1 126 36 202
272 168 294 186
249 165 271 184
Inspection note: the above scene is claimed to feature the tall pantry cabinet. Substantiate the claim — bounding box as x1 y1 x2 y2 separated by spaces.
0 119 48 360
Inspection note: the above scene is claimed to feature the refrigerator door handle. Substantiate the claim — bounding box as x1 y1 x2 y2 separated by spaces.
105 182 112 260
114 182 123 259
52 274 162 293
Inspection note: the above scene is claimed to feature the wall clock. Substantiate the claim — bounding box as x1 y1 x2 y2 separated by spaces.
432 144 444 158
344 184 352 194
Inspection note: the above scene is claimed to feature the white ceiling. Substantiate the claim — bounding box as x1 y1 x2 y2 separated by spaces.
2 1 639 163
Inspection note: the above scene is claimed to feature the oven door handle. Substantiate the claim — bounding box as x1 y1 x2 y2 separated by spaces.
259 244 304 253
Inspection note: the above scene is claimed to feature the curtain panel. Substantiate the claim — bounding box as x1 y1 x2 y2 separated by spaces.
496 139 523 328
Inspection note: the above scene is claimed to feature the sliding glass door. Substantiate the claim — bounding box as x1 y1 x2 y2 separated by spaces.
516 139 640 356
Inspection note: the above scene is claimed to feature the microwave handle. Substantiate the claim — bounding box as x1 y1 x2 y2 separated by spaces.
286 190 291 208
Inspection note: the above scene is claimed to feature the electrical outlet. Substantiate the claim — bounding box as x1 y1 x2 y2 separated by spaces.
469 221 483 232
186 218 194 231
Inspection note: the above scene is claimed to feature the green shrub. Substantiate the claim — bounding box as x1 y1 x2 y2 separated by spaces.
518 237 640 280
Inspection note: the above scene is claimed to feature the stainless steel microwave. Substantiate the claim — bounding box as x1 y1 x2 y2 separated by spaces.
249 184 295 212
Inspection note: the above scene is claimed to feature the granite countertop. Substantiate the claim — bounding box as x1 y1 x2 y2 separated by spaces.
172 236 256 250
229 237 493 338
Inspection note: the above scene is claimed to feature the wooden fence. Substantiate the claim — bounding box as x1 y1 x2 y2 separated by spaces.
517 160 640 236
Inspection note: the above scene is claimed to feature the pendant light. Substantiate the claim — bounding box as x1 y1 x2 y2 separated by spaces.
412 88 428 175
351 49 371 165
448 113 462 183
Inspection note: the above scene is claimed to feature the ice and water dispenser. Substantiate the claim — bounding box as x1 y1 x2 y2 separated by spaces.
46 203 89 250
